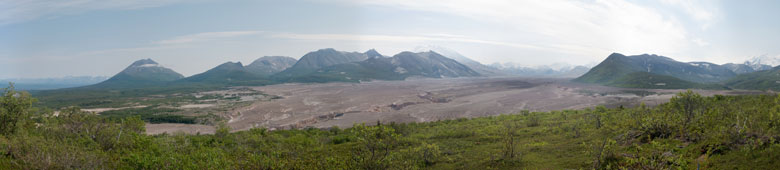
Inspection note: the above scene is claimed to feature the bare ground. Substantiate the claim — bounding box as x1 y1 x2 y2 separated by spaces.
146 77 767 134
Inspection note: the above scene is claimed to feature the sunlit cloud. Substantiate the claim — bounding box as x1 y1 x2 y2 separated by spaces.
660 0 719 29
692 38 710 47
334 0 710 59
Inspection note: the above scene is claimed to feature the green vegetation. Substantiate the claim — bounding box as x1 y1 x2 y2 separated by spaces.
286 62 405 83
32 84 226 109
4 84 780 169
100 106 197 124
177 66 276 86
31 85 269 124
605 72 726 90
725 66 780 91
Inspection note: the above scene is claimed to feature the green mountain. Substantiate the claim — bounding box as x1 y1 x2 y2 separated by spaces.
245 56 297 76
274 48 375 78
178 62 272 86
288 51 481 82
90 59 184 88
414 46 505 76
574 53 729 89
724 66 780 90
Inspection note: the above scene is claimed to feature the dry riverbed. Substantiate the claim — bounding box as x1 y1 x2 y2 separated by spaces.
146 77 767 134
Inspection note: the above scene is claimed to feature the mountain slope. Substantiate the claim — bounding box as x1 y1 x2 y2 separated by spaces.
605 72 725 89
746 55 780 69
414 46 504 76
288 51 481 82
574 53 730 89
724 66 780 90
179 62 271 85
275 48 373 78
576 53 737 84
245 56 297 76
90 59 184 88
722 63 760 74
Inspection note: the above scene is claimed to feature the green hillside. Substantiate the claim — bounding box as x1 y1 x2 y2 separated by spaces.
178 62 274 86
573 53 636 84
575 53 734 89
725 66 780 90
606 72 726 90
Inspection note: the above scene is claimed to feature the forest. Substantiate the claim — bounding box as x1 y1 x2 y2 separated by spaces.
2 84 780 169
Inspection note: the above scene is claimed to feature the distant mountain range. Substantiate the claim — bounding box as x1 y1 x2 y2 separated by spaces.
56 48 485 90
22 47 779 91
288 51 480 82
1 76 108 90
575 53 775 90
490 63 590 78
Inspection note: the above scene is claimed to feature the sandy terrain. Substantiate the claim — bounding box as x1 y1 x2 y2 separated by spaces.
146 77 766 134
82 105 147 113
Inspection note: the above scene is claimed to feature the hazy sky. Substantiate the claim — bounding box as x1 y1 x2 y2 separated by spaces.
2 0 780 78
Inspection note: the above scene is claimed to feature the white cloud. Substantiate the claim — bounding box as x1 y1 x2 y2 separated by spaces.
335 0 697 60
154 31 263 45
660 0 718 29
270 32 547 50
0 0 198 25
692 38 710 47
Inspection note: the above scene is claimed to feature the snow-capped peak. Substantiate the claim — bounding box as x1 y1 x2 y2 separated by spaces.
746 54 780 68
136 63 160 67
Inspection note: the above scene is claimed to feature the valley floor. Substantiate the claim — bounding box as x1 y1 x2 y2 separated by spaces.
147 76 764 134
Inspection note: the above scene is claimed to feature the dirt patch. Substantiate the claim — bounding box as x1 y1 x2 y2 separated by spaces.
146 123 215 135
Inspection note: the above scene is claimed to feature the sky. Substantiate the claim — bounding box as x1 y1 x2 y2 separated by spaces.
1 0 780 78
